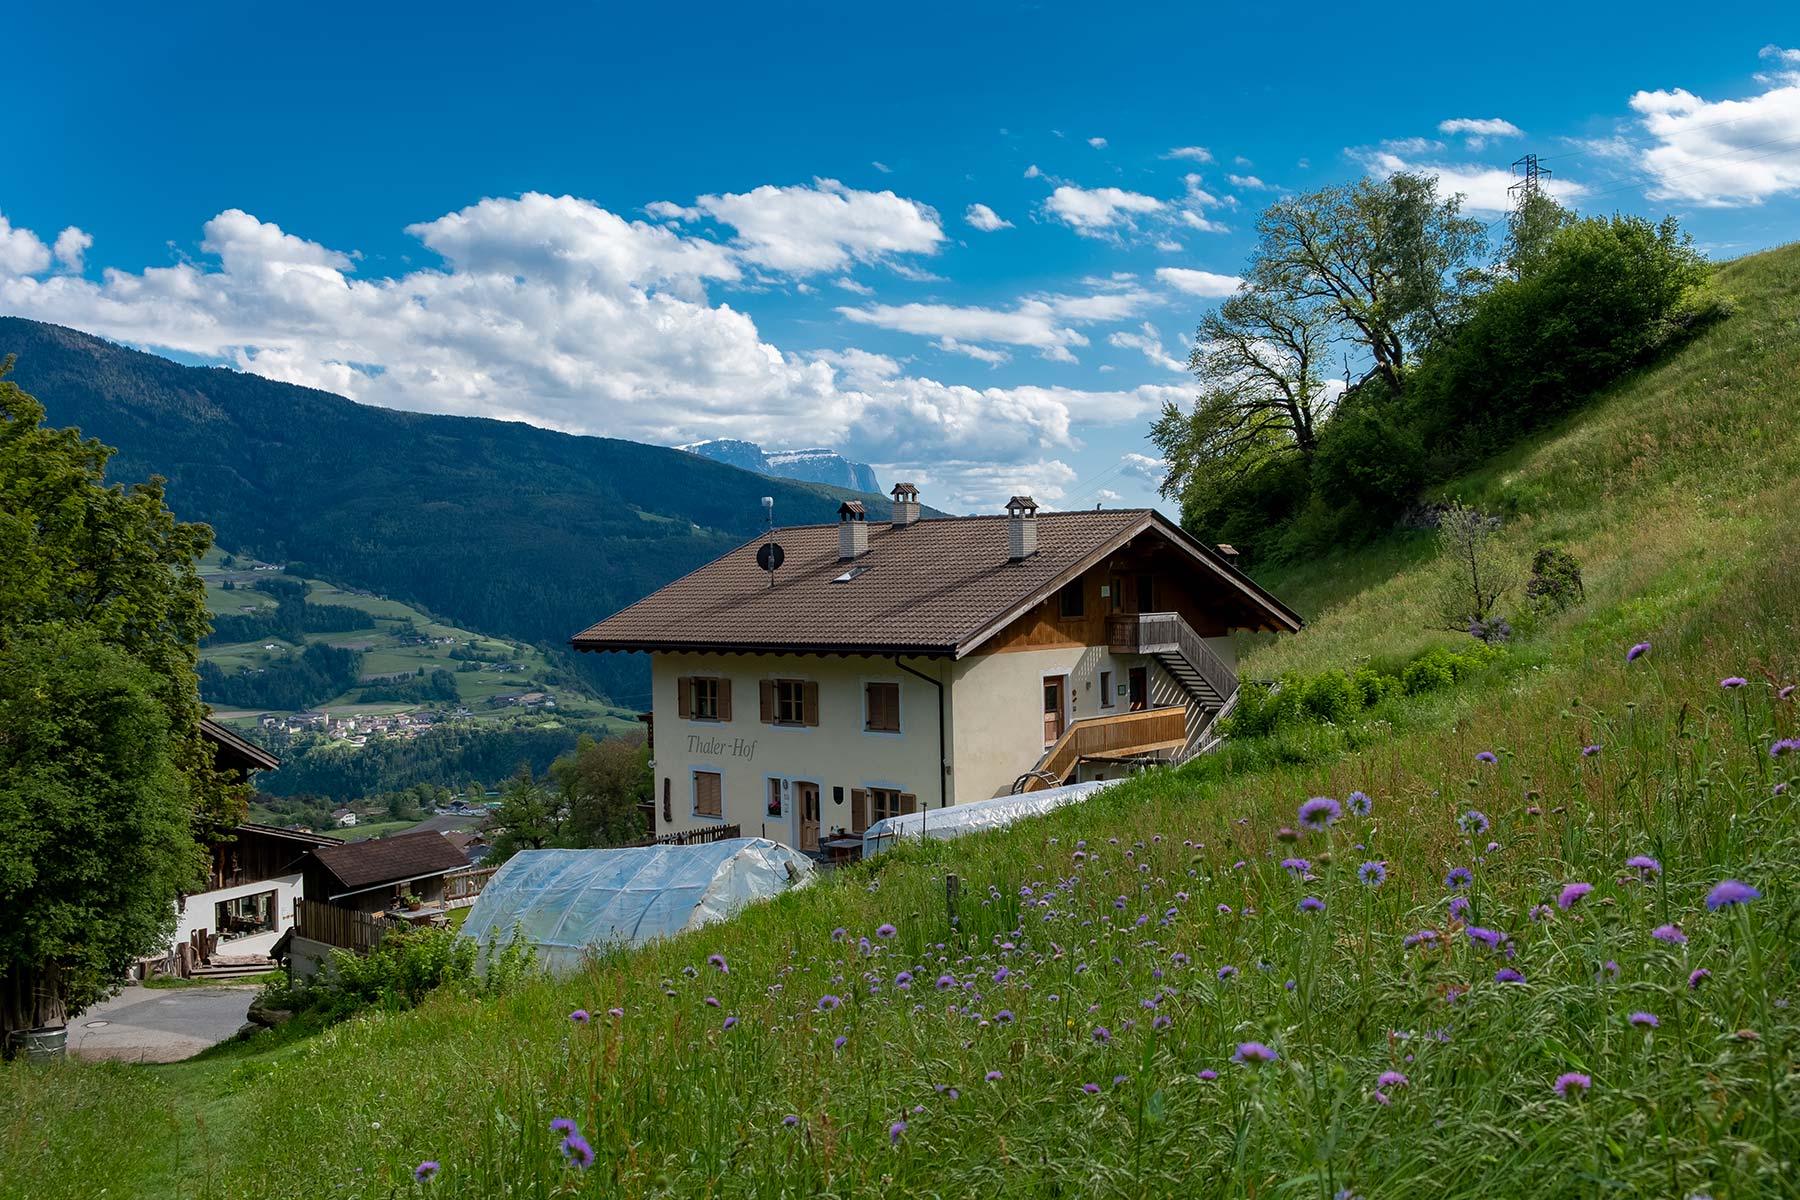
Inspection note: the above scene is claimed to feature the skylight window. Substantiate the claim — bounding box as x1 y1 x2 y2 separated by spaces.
832 565 873 583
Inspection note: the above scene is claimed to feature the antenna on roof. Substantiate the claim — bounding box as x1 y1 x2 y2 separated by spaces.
756 496 784 588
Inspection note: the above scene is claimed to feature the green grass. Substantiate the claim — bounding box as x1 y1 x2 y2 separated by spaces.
4 244 1798 1199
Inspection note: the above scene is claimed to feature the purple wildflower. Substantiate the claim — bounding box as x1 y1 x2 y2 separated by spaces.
606 1006 623 1018
782 1115 800 1128
876 923 897 939
560 1134 595 1170
1378 1070 1409 1088
1217 965 1238 981
1494 968 1525 984
1348 790 1373 816
708 953 728 973
1092 1026 1111 1043
1689 968 1710 988
1298 797 1342 831
1705 880 1760 911
889 1121 907 1145
1458 810 1490 836
723 1015 739 1029
1153 1014 1172 1030
1553 1072 1592 1098
1475 751 1498 764
1358 861 1387 887
1281 857 1311 875
936 974 954 991
895 971 913 988
1721 676 1748 689
1299 896 1325 913
1446 867 1472 889
704 996 720 1007
414 1161 440 1182
833 1035 847 1049
1628 1012 1660 1028
818 994 841 1011
1771 738 1800 758
569 1009 590 1024
550 1117 578 1136
1627 641 1651 662
1558 882 1593 910
1582 744 1602 757
1403 930 1439 948
1781 683 1796 700
1651 924 1687 944
1625 855 1661 876
831 927 847 942
1598 959 1620 978
1197 1069 1219 1081
1233 1041 1278 1064
1082 1082 1101 1094
985 1070 1003 1082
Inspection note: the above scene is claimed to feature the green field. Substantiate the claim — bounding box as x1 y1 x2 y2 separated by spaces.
3 246 1797 1198
195 555 632 727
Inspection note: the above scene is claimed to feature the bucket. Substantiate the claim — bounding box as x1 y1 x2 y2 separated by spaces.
8 1025 68 1063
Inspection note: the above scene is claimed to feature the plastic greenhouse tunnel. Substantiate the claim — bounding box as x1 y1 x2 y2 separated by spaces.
860 779 1121 856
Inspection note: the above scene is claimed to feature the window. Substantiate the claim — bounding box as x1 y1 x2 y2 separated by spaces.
693 770 722 818
761 679 818 726
868 788 917 824
678 676 730 721
1058 579 1085 619
865 681 900 732
215 889 277 942
1099 669 1114 709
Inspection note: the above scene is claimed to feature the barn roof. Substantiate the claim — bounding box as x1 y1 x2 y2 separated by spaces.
309 831 471 898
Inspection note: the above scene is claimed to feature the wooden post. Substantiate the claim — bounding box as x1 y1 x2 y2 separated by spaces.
945 873 960 934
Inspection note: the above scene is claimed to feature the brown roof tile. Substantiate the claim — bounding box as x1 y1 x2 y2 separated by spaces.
311 831 471 892
571 509 1298 657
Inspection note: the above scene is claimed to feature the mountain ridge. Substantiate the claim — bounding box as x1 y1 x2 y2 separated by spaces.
678 437 883 494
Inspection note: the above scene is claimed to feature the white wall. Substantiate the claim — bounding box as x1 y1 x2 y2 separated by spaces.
171 872 303 959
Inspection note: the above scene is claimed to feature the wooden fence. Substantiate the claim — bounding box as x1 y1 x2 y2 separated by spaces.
634 823 743 848
1020 706 1188 792
293 898 404 954
444 866 497 908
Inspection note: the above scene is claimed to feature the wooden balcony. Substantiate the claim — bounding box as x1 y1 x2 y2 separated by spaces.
1018 705 1188 792
1107 612 1237 706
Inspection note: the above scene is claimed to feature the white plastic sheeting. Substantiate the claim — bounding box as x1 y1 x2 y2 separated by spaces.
861 779 1122 856
459 838 814 974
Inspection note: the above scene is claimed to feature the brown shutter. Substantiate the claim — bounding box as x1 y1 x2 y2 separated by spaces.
759 680 775 723
850 788 868 833
662 778 671 824
717 678 732 721
900 792 918 815
803 681 820 726
864 683 880 731
677 677 692 719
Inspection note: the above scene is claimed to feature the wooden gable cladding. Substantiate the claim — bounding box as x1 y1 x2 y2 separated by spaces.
969 549 1232 655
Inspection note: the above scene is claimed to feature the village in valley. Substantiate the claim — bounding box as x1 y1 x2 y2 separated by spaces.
2 9 1797 1198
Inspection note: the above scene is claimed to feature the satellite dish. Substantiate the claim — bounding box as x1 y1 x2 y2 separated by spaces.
756 542 786 572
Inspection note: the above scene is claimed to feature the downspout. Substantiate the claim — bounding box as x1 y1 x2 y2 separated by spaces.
894 657 948 843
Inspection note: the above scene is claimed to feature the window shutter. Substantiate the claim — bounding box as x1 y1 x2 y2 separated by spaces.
759 680 775 723
850 788 868 833
900 792 918 815
717 678 732 721
662 778 671 824
865 683 881 731
803 681 820 726
677 677 692 719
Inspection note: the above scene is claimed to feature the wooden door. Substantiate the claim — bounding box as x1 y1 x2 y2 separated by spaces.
1128 666 1148 712
1043 676 1066 745
1137 574 1155 613
797 782 821 852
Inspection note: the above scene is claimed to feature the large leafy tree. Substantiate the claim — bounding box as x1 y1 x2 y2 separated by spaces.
552 733 651 849
0 355 238 1039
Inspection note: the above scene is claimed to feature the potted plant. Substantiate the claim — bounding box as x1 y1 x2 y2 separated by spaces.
402 891 424 912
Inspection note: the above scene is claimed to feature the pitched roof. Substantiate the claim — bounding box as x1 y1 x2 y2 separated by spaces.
201 717 281 774
309 831 471 895
571 509 1299 658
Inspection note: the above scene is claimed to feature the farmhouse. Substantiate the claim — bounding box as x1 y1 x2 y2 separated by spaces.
571 488 1299 851
301 831 472 916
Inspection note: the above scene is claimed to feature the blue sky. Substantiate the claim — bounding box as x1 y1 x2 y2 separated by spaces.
3 2 1796 512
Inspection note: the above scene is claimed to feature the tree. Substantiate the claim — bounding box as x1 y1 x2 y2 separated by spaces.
485 766 561 864
1431 502 1512 633
1152 287 1337 502
552 733 651 848
1 355 237 1039
1249 173 1487 392
1501 190 1576 281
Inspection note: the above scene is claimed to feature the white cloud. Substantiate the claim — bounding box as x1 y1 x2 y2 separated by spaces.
692 178 943 274
1118 452 1168 486
833 276 874 295
1380 137 1444 156
1108 322 1186 373
52 227 92 273
1353 149 1586 215
1155 238 1183 252
1164 146 1213 163
0 198 1175 510
964 203 1013 232
1024 164 1042 179
871 161 893 174
904 458 1082 510
1227 173 1275 191
1626 50 1800 206
1087 137 1108 149
836 286 1156 364
1042 185 1164 236
0 213 52 276
1155 267 1241 297
1437 117 1523 151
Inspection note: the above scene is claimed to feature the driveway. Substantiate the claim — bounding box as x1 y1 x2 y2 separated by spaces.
67 984 258 1063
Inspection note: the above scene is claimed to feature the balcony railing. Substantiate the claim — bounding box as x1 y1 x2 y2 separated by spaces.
1020 705 1188 792
1107 612 1237 704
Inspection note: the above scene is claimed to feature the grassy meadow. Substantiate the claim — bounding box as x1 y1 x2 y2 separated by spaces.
2 244 1798 1199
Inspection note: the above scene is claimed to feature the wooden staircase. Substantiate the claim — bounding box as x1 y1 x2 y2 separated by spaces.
1014 706 1188 793
1107 612 1237 708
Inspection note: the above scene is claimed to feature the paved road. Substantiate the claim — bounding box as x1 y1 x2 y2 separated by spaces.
67 984 257 1063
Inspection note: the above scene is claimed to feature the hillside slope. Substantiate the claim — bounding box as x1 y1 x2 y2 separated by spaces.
4 245 1798 1199
0 318 900 703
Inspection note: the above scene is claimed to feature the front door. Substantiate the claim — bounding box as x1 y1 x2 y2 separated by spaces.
1128 666 1148 712
1043 676 1067 745
797 782 821 852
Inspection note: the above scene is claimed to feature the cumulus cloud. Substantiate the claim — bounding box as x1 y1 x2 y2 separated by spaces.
1163 146 1214 162
1108 322 1187 373
1227 173 1274 191
52 227 92 273
1625 49 1800 205
1154 267 1241 297
691 178 944 274
964 202 1013 232
1437 117 1523 150
1087 136 1108 149
1352 149 1586 215
0 197 1176 509
1118 452 1168 486
836 286 1157 364
1042 185 1164 237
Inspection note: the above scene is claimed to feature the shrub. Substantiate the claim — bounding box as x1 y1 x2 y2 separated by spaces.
1301 670 1359 724
1401 650 1457 696
1525 547 1585 615
267 925 534 1023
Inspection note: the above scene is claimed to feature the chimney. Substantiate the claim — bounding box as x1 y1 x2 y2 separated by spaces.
1005 495 1039 561
838 500 868 560
890 482 921 528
